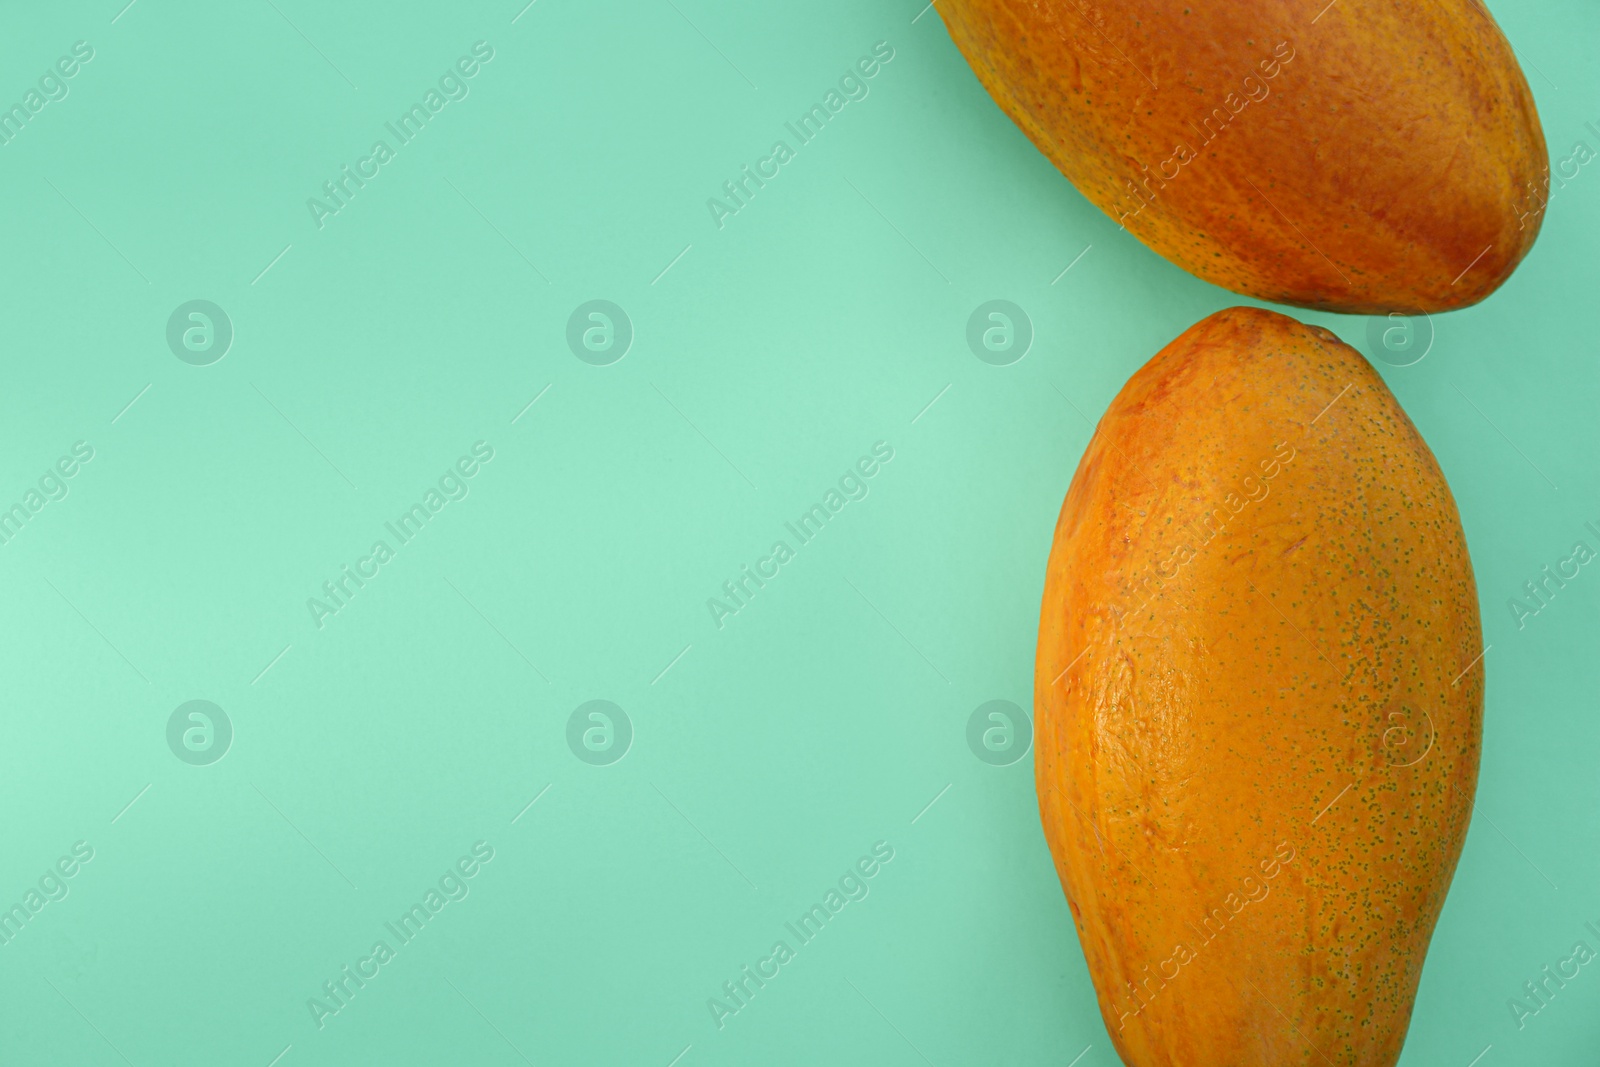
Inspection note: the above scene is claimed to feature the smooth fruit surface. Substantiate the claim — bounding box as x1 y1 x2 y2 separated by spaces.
1035 307 1485 1065
937 0 1547 312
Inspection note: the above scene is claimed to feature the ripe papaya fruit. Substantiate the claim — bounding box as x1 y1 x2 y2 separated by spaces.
1035 307 1484 1065
936 0 1547 313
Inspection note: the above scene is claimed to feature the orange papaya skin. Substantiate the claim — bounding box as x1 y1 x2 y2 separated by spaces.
936 0 1547 313
1035 308 1484 1065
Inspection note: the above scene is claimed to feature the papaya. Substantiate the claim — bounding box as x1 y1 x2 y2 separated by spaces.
1035 307 1484 1065
936 0 1547 313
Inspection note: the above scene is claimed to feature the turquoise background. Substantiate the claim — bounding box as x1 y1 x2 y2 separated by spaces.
0 0 1595 1063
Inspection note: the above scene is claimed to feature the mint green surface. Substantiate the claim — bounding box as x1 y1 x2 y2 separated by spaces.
0 1 1595 1064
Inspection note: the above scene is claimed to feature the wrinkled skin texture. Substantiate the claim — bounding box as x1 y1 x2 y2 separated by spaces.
1035 308 1484 1065
937 0 1547 312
